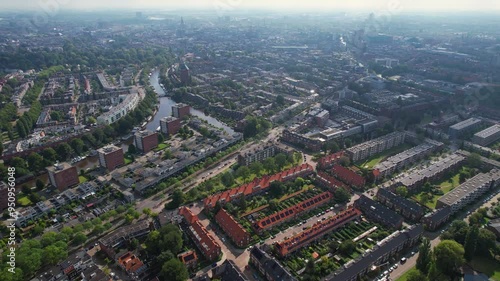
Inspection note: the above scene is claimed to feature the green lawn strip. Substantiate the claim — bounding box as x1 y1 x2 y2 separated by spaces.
395 267 419 281
79 176 88 183
17 196 32 206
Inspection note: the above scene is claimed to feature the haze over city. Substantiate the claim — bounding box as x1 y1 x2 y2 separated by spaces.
1 0 500 11
1 1 500 281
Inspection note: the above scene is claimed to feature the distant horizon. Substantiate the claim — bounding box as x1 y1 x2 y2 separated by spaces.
0 0 499 13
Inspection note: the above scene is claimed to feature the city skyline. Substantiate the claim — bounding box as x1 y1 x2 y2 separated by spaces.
1 0 500 12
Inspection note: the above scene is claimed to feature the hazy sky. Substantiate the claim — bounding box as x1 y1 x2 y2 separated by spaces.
1 0 499 12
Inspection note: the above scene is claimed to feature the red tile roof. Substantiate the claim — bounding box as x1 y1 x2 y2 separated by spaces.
178 250 198 266
332 165 366 188
117 252 145 274
255 191 333 231
316 172 350 191
275 207 362 257
179 207 221 261
318 151 345 169
215 209 250 247
204 164 314 209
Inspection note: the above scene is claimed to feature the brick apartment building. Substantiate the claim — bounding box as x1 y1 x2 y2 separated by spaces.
98 145 124 171
134 130 158 153
317 151 345 170
172 103 190 119
179 207 221 261
160 116 181 136
331 165 366 189
47 162 79 192
215 209 250 248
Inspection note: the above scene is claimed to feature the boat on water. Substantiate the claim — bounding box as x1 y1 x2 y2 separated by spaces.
141 122 147 128
147 116 153 122
156 126 161 132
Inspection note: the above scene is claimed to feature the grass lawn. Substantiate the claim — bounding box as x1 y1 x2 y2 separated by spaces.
79 176 88 183
470 256 500 281
17 196 32 206
124 155 134 165
395 267 418 281
438 173 460 193
414 171 462 209
154 143 169 152
359 143 413 169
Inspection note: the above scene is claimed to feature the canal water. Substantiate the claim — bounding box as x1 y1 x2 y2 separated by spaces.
146 69 234 135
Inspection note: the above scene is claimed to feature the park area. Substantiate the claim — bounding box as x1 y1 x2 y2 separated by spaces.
413 169 464 209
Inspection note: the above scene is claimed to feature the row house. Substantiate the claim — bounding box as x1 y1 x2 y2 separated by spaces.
354 195 404 230
376 188 425 221
204 164 314 209
327 225 424 281
331 165 366 189
215 209 251 248
317 151 345 170
249 247 297 281
421 206 452 231
275 207 362 257
179 207 221 261
254 191 333 233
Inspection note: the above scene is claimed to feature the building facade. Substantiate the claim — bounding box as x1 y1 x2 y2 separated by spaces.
160 116 181 136
98 145 124 171
134 130 158 153
47 162 79 192
172 103 190 119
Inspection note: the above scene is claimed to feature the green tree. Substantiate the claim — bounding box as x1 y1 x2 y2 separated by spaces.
44 244 68 265
72 232 87 246
167 188 185 209
250 161 264 177
263 157 276 173
334 188 351 204
56 143 74 161
221 172 234 187
338 240 356 256
128 143 137 154
159 259 188 281
416 237 432 274
466 153 482 168
433 240 465 278
269 199 279 211
476 228 496 257
269 181 284 198
35 179 45 190
338 156 351 167
27 152 44 171
235 166 250 181
275 95 285 106
41 147 58 163
464 226 479 261
395 186 408 198
427 260 447 281
275 153 288 169
70 138 85 155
